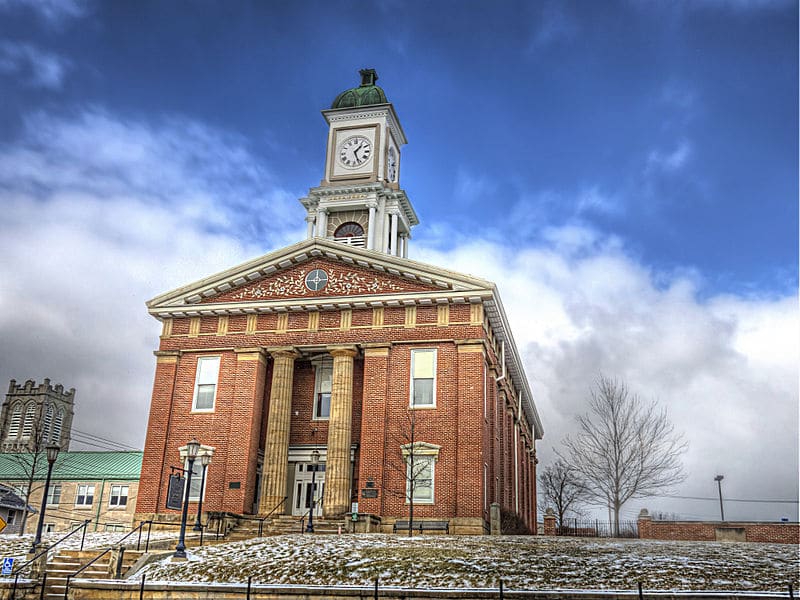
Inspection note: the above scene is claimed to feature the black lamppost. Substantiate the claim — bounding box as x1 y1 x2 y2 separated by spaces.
174 438 200 559
305 449 320 533
31 444 60 554
193 450 212 532
714 474 725 521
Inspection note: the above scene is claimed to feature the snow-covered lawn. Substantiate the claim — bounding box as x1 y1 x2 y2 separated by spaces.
0 530 183 561
140 534 800 592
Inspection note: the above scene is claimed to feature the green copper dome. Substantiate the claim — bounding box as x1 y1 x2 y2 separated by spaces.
331 69 388 109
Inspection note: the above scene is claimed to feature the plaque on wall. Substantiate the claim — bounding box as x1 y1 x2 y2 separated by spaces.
361 488 379 499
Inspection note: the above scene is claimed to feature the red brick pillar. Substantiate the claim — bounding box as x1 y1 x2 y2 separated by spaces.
136 351 180 514
638 509 652 539
220 348 267 513
357 344 390 518
456 342 485 517
543 508 557 536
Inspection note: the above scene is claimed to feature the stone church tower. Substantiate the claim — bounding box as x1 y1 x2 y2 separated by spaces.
0 379 75 452
135 71 542 534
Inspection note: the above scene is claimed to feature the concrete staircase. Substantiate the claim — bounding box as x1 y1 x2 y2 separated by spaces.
42 548 145 600
226 515 347 540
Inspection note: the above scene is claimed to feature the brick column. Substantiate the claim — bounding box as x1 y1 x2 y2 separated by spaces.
259 347 299 514
357 344 390 517
222 348 267 513
323 345 358 518
543 508 557 536
456 341 485 518
136 351 180 515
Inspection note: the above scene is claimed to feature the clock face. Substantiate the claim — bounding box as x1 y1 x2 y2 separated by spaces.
338 135 372 168
387 147 398 182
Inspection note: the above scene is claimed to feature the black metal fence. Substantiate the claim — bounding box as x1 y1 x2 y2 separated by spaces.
556 519 639 538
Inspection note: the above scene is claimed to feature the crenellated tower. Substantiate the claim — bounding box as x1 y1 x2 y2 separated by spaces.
0 379 75 452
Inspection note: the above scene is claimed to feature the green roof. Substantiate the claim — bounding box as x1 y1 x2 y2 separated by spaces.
0 451 142 481
331 68 388 109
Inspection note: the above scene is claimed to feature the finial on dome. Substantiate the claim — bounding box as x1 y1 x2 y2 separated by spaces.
359 68 378 86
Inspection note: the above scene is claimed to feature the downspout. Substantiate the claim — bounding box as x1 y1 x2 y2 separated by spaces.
94 479 106 531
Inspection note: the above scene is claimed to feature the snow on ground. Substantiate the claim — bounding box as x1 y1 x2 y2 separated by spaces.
140 534 800 592
0 530 183 561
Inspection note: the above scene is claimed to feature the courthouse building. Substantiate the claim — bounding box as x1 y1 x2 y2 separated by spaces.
135 70 543 534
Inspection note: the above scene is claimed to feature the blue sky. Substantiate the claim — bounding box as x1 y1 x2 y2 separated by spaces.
0 0 797 521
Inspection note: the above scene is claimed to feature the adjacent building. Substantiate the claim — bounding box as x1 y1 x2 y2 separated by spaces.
135 70 543 534
0 451 142 533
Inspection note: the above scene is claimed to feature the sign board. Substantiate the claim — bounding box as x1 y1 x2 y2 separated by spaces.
166 474 185 510
361 488 378 498
1 557 14 576
0 516 6 535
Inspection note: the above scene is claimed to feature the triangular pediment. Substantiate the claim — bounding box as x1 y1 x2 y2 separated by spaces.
147 238 495 314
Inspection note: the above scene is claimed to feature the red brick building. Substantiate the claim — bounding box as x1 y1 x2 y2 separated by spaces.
135 70 543 534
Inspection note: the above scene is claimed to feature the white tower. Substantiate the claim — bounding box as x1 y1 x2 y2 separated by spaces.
300 69 418 257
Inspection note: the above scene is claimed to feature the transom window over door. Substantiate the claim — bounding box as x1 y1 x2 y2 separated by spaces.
313 359 332 419
193 356 220 411
410 349 437 407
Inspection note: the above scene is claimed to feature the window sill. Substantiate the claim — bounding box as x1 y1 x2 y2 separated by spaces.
409 405 437 410
73 505 93 509
190 408 215 414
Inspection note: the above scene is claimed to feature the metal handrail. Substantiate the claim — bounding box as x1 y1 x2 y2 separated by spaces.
62 546 113 600
110 520 150 552
10 519 91 577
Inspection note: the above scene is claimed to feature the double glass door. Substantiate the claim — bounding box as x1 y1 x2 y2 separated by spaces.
292 462 325 517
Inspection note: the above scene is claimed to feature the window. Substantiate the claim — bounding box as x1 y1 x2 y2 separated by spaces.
21 403 36 437
52 409 64 442
109 485 129 508
76 484 95 507
193 356 220 411
184 459 204 501
334 222 364 237
46 484 62 506
44 523 55 533
401 442 440 505
313 359 332 419
7 404 22 439
407 455 434 503
43 404 53 442
14 485 28 499
6 510 15 525
103 523 125 532
410 349 436 407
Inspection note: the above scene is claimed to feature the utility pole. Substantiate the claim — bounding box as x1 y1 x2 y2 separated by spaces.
714 475 725 521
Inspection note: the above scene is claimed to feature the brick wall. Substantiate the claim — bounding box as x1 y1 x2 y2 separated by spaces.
638 513 800 544
135 301 537 532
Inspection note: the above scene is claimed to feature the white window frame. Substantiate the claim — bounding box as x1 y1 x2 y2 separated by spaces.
192 356 220 412
312 359 333 420
409 349 437 408
401 442 440 505
75 484 95 507
109 484 129 508
46 484 62 506
184 458 205 502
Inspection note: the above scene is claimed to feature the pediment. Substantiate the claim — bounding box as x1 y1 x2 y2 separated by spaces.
205 257 439 303
147 238 495 312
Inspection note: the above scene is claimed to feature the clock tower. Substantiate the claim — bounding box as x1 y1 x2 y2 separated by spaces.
300 69 418 257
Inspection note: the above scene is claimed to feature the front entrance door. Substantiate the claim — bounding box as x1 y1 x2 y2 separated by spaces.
292 462 325 517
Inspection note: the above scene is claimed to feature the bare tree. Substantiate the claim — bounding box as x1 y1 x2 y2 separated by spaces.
538 458 588 527
560 376 687 536
385 410 434 537
8 418 57 535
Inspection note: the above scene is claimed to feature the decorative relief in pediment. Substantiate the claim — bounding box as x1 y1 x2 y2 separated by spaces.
202 259 439 304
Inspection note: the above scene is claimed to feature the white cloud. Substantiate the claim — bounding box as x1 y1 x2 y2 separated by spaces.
0 109 302 449
414 228 798 521
0 42 70 89
646 140 692 173
0 0 87 25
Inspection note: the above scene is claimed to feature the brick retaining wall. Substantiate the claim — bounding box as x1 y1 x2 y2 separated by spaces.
638 511 799 544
